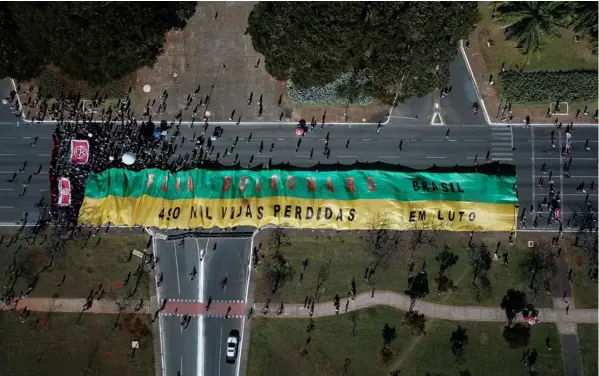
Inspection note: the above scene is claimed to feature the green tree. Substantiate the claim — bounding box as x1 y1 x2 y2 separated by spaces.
0 2 196 84
570 2 598 53
405 271 429 312
306 318 315 333
518 243 556 299
248 2 479 105
467 243 492 286
402 310 426 334
500 289 528 325
261 250 295 294
468 243 493 302
382 323 397 348
450 325 469 365
494 1 571 55
380 323 397 363
436 245 459 275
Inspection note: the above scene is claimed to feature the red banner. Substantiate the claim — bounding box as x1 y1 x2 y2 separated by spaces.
57 177 71 207
70 140 89 164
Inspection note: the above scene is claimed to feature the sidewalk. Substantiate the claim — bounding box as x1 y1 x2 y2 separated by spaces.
0 297 150 315
254 290 598 324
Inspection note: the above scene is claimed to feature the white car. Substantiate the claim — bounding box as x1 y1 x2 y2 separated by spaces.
226 330 240 363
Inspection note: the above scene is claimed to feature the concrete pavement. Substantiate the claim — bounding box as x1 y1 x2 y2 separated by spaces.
1 296 150 314
253 290 598 324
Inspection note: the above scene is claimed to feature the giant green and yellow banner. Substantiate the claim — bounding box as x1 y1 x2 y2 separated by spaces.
78 168 519 231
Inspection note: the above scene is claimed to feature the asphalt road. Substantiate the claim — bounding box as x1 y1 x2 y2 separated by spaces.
513 125 598 230
1 48 597 376
154 235 251 376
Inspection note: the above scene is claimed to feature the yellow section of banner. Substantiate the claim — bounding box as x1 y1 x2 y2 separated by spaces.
78 196 518 232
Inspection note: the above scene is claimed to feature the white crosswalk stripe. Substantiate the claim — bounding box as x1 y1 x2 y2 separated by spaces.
490 126 514 163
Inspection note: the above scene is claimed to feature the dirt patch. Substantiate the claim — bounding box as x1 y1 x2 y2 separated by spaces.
15 2 387 124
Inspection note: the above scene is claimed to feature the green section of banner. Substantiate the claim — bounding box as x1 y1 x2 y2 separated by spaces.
83 168 518 204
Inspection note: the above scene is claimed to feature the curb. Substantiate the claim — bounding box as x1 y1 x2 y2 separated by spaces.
235 227 261 376
9 77 393 128
148 244 164 376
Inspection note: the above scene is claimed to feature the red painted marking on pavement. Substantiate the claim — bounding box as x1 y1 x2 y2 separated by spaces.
162 301 245 316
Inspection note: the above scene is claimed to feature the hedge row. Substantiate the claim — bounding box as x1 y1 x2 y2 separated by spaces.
500 69 598 103
33 69 130 100
287 72 373 106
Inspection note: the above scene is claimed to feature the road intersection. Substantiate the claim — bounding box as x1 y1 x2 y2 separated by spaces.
0 44 597 376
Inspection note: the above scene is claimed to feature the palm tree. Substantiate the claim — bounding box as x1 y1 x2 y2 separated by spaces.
570 1 598 53
494 1 571 55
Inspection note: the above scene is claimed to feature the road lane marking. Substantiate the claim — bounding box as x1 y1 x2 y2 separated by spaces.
0 154 17 156
173 242 182 295
532 157 597 160
161 301 245 316
338 156 357 158
426 156 446 159
492 152 513 156
36 154 51 157
181 357 184 375
464 139 485 142
0 189 15 191
0 206 14 209
196 237 205 376
0 171 47 174
423 139 442 142
219 327 223 376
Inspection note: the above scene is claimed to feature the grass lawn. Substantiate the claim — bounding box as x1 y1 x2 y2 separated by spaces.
578 324 598 376
247 306 563 376
0 230 151 300
255 232 554 308
475 3 598 107
564 237 598 308
0 311 154 376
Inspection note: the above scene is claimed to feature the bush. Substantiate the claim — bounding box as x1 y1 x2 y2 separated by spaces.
500 69 598 103
287 72 373 106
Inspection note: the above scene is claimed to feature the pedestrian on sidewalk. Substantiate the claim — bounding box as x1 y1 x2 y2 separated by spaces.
57 274 66 287
565 305 570 316
562 292 567 303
